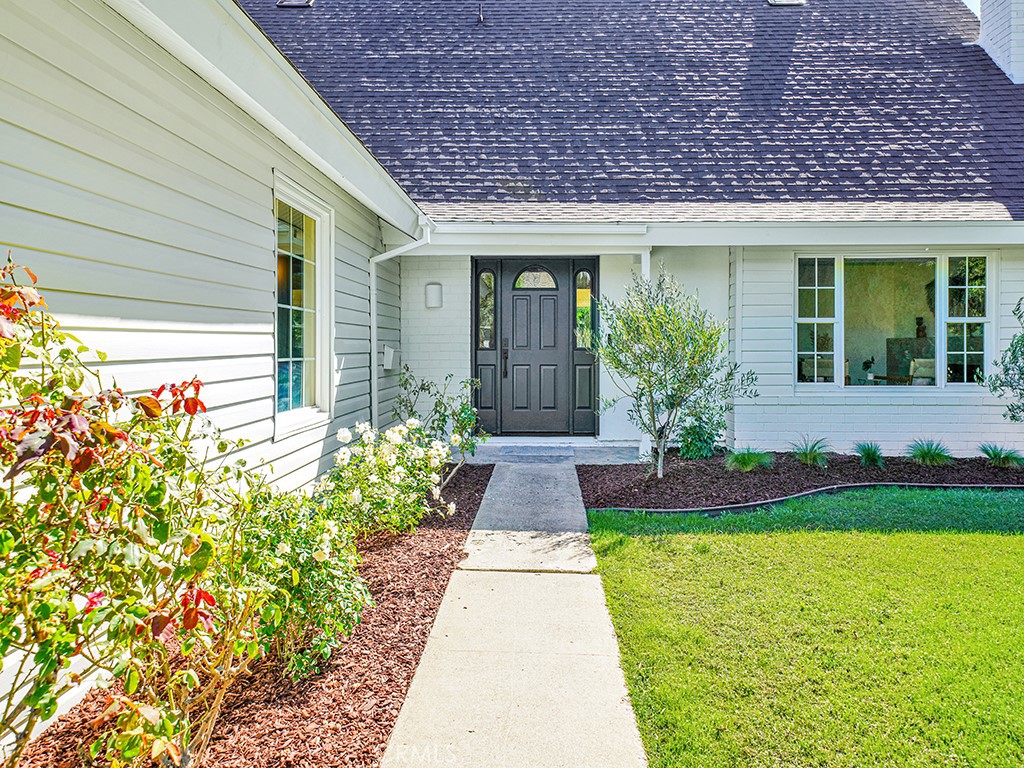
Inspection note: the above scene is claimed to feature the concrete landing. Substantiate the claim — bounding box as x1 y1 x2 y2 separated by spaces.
381 462 647 768
467 438 642 466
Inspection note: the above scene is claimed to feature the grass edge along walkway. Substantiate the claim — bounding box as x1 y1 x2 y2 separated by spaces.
589 488 1024 768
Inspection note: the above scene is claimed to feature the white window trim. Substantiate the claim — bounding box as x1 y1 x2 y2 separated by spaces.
793 248 998 397
273 172 336 441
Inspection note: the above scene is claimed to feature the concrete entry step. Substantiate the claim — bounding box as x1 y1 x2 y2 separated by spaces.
468 438 642 465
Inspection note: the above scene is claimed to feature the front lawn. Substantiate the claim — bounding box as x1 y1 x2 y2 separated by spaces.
589 489 1024 768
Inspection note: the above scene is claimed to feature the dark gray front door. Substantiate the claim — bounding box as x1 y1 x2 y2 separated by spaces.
473 259 597 435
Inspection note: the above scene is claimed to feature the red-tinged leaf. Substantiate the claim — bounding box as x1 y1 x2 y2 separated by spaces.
151 384 166 399
71 448 95 474
195 588 216 608
182 606 198 632
150 613 174 643
183 397 205 416
21 266 38 285
0 317 15 340
136 395 162 419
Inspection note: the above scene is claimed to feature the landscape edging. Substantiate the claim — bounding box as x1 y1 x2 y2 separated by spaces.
598 482 1024 516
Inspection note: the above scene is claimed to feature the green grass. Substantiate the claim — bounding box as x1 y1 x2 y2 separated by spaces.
589 489 1024 768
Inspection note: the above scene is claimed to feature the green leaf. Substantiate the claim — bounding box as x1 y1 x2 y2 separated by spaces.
0 343 22 372
153 520 170 544
125 668 140 695
189 540 214 573
0 529 14 556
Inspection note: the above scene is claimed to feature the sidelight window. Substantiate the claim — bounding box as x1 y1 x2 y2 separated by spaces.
574 269 594 348
477 270 495 349
276 198 317 412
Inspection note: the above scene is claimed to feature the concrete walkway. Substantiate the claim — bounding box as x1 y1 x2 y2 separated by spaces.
381 462 647 768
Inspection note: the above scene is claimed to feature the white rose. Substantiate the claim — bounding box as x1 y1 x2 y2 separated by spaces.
429 456 441 468
405 418 421 429
447 502 457 515
429 473 441 485
450 433 463 447
386 427 403 445
336 427 352 445
312 550 329 563
411 446 425 460
350 488 363 504
275 541 292 557
431 485 441 500
363 430 377 444
335 447 351 466
355 421 371 434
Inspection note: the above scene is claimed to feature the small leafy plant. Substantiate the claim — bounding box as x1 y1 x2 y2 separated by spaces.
853 441 885 469
979 443 1024 469
676 414 720 460
906 439 953 466
393 366 487 487
791 436 829 468
725 449 775 473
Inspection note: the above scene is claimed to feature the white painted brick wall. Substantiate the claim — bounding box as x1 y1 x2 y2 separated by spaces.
400 254 471 388
981 0 1024 83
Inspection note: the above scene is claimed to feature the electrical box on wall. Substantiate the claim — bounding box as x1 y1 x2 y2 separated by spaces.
382 344 401 371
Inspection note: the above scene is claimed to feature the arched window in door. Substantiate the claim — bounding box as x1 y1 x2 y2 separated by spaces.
513 266 557 289
575 269 594 348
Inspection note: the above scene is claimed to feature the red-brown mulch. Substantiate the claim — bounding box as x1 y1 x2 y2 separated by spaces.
578 454 1024 511
22 464 494 768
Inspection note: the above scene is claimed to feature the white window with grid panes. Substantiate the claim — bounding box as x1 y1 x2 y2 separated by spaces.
273 175 334 436
795 252 993 389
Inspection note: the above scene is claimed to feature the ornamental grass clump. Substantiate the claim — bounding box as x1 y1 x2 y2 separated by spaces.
853 441 885 469
586 271 757 479
791 436 830 468
979 443 1024 469
906 439 953 467
725 449 775 473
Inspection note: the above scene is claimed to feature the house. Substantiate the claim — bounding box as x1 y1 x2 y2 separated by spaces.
2 0 1024 481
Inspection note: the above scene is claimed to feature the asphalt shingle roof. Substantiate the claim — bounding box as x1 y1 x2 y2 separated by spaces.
237 0 1024 221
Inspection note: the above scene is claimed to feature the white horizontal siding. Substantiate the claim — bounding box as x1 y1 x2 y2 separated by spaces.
734 245 1024 455
0 0 397 489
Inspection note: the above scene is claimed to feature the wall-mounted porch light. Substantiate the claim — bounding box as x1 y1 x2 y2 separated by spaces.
425 282 443 309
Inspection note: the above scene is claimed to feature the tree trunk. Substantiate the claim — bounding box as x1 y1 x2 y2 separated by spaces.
656 439 666 479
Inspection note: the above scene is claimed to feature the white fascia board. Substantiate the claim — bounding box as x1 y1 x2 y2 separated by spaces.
423 220 1024 253
103 0 424 236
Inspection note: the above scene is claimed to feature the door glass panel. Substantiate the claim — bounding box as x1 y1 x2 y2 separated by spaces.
575 270 593 348
514 266 557 289
478 270 495 349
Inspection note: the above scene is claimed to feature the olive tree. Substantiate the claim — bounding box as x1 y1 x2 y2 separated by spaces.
987 298 1024 422
589 271 757 478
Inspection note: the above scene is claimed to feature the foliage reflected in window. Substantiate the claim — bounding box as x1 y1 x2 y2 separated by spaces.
513 266 557 289
575 269 594 348
478 270 495 349
276 199 316 412
796 257 836 383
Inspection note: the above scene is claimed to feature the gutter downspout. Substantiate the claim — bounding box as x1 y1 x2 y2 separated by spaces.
369 218 433 425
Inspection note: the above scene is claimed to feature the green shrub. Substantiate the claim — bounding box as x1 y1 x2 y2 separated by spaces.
315 421 453 539
853 441 885 469
393 366 487 487
979 443 1024 469
906 439 953 466
791 436 830 468
725 449 775 473
677 414 720 460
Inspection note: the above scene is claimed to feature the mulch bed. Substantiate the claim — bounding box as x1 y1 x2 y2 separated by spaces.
22 464 494 768
578 454 1024 511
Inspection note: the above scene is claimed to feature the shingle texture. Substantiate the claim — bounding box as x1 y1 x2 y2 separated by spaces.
238 0 1024 220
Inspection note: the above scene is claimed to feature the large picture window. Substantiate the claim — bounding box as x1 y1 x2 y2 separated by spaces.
796 254 989 388
276 198 317 412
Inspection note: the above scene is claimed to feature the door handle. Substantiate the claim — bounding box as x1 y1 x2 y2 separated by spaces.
502 338 509 378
